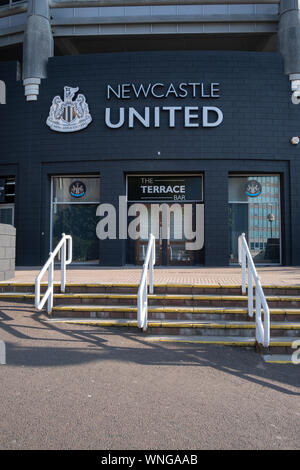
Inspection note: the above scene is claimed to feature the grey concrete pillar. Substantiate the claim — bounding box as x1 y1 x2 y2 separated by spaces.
22 0 53 101
279 0 300 103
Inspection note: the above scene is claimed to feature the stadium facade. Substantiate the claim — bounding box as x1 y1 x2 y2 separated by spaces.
0 0 300 267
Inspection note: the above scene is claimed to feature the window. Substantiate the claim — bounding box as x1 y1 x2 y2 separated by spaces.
228 175 281 264
51 176 100 263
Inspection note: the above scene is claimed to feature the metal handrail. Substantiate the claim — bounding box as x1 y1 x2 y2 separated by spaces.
35 233 72 314
137 234 155 331
238 232 270 347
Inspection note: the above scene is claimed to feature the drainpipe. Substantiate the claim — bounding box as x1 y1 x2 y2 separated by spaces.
23 0 53 101
279 0 300 103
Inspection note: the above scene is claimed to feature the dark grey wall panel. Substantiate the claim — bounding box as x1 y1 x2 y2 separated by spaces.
0 51 299 266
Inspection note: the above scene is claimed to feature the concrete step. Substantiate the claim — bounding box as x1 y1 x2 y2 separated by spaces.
144 335 297 354
50 304 300 322
3 290 300 311
1 282 300 296
0 283 241 295
262 354 298 364
50 307 249 321
46 317 300 337
146 320 300 337
41 293 300 308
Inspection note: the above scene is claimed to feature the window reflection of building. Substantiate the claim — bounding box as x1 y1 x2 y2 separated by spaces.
229 175 281 264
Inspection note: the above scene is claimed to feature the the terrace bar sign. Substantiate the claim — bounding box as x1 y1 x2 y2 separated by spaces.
105 82 223 129
127 175 203 202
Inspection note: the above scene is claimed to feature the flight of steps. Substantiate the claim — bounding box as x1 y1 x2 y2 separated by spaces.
0 282 299 363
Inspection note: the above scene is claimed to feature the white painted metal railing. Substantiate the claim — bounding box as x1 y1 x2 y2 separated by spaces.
35 233 72 314
238 233 270 347
137 234 155 331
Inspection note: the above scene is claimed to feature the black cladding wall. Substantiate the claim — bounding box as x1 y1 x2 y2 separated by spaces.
0 50 299 266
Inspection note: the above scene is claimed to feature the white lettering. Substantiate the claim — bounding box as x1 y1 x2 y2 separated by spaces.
128 204 149 240
96 201 205 252
101 455 136 468
121 83 131 99
162 106 182 127
105 106 224 129
105 108 125 128
128 107 150 128
292 340 300 364
184 204 204 250
107 84 120 99
106 81 221 101
118 196 128 240
202 106 223 127
132 83 151 99
96 204 116 240
211 83 220 97
165 83 178 98
201 83 210 98
151 83 165 98
154 106 160 127
178 82 188 98
184 107 199 127
188 82 199 98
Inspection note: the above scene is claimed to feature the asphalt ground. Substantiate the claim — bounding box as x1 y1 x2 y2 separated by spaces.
0 301 299 451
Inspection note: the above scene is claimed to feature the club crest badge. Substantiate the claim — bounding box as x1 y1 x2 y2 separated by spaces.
69 181 86 198
245 180 262 197
46 86 92 132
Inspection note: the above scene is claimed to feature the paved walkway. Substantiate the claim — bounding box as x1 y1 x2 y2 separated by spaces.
3 265 300 286
0 301 299 450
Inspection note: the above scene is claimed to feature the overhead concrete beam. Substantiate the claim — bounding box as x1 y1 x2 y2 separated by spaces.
50 0 280 6
51 13 279 25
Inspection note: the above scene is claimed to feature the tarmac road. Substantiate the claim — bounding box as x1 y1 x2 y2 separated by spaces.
0 301 299 450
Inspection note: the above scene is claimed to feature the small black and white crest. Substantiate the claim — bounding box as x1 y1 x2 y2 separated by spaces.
46 86 92 132
69 180 86 198
245 180 262 197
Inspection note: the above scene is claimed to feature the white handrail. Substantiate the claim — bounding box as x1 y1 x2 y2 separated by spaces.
137 234 156 331
35 233 72 314
238 233 270 347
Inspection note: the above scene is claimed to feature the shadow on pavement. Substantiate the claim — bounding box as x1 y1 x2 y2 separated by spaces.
0 302 299 397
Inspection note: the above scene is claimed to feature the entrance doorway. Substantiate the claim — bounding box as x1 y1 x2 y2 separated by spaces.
50 176 100 263
127 174 204 266
135 203 196 266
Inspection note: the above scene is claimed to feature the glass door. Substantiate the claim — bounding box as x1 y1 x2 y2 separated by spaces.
167 204 194 265
135 203 195 265
51 176 100 263
229 175 281 264
127 174 204 266
135 204 162 265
